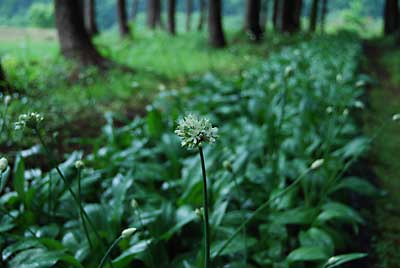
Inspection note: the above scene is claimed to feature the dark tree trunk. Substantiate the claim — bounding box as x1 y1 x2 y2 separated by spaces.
293 0 303 30
117 0 130 37
186 0 193 31
384 0 400 35
245 0 263 41
167 0 176 35
260 0 269 33
84 0 98 36
272 0 281 30
131 0 139 20
147 0 161 29
309 0 319 32
320 0 328 33
281 0 298 33
197 0 206 31
0 63 6 91
208 0 226 47
54 0 106 66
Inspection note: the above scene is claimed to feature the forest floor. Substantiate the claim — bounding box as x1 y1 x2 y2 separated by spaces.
363 39 400 268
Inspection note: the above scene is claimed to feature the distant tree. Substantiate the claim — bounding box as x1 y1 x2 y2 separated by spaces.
186 0 193 31
167 0 176 35
309 0 319 32
320 0 328 32
0 63 6 91
147 0 162 29
54 0 106 66
84 0 98 36
245 0 263 41
281 0 301 33
117 0 130 37
260 0 269 32
384 0 399 35
131 0 139 20
272 0 281 30
197 0 206 31
208 0 226 47
28 3 54 28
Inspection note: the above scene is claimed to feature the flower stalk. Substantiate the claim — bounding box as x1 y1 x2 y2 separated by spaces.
199 146 211 268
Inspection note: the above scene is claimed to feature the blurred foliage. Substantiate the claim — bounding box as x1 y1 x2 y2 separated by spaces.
27 3 54 28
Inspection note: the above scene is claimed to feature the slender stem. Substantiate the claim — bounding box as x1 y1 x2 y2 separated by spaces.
48 168 52 222
34 128 113 268
214 168 311 258
78 169 93 249
97 236 123 268
230 171 247 266
199 146 211 268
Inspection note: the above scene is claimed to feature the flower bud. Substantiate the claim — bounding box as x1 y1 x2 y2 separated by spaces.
0 157 8 172
121 228 137 239
195 207 204 219
74 160 85 170
310 159 324 170
392 114 400 122
131 199 139 208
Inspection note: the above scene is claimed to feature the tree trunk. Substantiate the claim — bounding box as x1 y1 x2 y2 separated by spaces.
245 0 263 41
384 0 400 35
147 0 161 29
117 0 130 37
309 0 319 32
208 0 226 48
320 0 328 33
186 0 193 31
260 0 269 33
293 0 303 30
167 0 176 35
197 0 206 31
131 0 139 20
0 63 6 91
84 0 98 36
272 0 281 30
54 0 106 66
281 0 298 33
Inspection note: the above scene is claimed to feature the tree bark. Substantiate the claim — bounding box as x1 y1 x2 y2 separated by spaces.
197 0 206 31
384 0 400 35
293 0 303 30
320 0 328 33
208 0 226 48
54 0 106 66
84 0 98 36
309 0 319 32
131 0 139 20
186 0 193 31
281 0 298 33
273 0 282 30
0 63 6 91
167 0 176 35
117 0 130 37
245 0 263 41
147 0 162 29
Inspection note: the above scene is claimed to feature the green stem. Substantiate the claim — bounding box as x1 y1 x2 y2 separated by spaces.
78 169 93 249
199 146 211 268
34 128 113 268
97 236 123 268
214 168 311 258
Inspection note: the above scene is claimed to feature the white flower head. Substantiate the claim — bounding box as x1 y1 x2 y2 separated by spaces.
310 159 324 170
326 106 334 114
0 157 8 172
74 160 85 170
121 227 137 239
4 95 11 106
131 199 139 208
343 108 349 117
392 113 400 122
15 112 44 130
353 101 365 109
175 114 218 149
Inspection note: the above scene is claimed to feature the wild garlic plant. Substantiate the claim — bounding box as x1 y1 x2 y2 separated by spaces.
175 114 218 268
14 112 113 267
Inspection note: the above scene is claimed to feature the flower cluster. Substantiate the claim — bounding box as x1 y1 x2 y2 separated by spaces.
15 112 44 130
175 114 218 149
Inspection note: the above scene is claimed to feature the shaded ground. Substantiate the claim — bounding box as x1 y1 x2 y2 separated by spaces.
363 40 400 268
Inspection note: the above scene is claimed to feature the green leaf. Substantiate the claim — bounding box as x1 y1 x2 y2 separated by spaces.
2 239 41 260
317 202 365 224
331 177 379 196
324 253 367 268
146 108 164 139
300 228 335 255
287 247 329 262
13 154 25 204
0 166 10 193
271 207 317 225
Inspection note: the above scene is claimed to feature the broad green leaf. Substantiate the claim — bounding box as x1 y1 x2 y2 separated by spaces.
287 247 329 262
331 177 379 196
0 166 10 193
271 207 317 225
300 228 335 255
317 202 365 224
146 108 164 139
13 154 25 204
